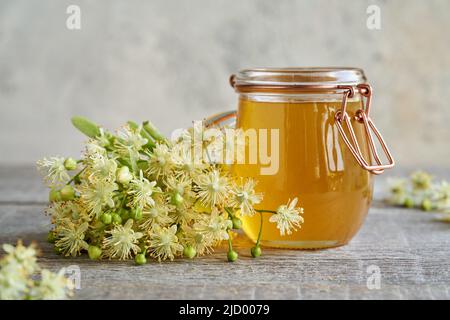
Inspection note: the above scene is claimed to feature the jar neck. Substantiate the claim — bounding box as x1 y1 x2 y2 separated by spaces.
239 92 363 103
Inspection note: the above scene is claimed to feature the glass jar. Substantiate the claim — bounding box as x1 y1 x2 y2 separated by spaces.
210 68 394 249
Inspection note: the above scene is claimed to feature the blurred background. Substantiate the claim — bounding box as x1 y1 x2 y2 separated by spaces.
0 0 449 169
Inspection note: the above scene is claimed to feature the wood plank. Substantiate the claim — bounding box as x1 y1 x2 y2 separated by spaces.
1 203 449 299
0 166 48 204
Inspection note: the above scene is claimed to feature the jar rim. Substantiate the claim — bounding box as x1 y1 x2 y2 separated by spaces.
232 67 367 91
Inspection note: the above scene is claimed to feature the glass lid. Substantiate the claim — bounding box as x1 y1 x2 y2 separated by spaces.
231 67 367 92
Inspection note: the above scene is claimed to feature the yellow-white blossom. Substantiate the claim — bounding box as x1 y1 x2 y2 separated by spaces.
103 220 143 260
114 124 148 157
411 171 433 191
37 157 70 186
55 222 89 257
140 197 175 230
194 209 232 244
2 241 38 275
146 143 176 178
229 178 263 216
147 225 183 261
87 153 117 182
387 178 408 206
195 169 230 207
78 180 118 218
269 198 304 236
127 170 160 209
29 269 74 300
165 175 195 208
172 142 206 178
0 242 73 300
434 181 450 212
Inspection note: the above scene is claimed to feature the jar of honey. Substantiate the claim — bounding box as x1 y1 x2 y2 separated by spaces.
210 68 394 249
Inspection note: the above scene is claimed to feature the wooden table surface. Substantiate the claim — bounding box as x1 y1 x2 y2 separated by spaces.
1 166 449 300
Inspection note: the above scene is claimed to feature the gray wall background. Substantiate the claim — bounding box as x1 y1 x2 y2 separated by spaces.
0 0 449 168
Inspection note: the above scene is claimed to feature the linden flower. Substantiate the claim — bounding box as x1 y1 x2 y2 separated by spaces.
88 153 117 182
29 269 73 300
0 242 73 300
229 178 263 216
387 178 408 206
37 157 70 186
103 219 143 260
195 169 230 207
2 241 38 275
85 139 107 158
411 171 433 191
434 181 450 211
79 180 118 218
114 124 148 157
47 200 89 226
170 206 197 226
172 142 206 178
269 198 304 236
165 175 195 207
0 259 30 300
55 222 89 257
147 225 183 261
179 226 213 256
165 175 193 197
127 170 160 209
146 143 176 178
194 209 232 244
140 198 175 230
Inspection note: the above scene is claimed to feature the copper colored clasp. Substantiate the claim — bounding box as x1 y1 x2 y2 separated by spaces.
334 84 395 175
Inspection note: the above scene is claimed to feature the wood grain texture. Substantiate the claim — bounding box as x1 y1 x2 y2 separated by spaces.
0 166 449 300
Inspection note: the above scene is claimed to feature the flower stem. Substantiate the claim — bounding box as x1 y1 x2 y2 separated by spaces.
224 207 235 218
255 209 277 214
253 209 277 247
255 211 263 247
66 166 87 185
227 232 233 252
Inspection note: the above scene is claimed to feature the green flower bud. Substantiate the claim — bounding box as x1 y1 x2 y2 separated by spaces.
47 231 56 243
404 197 415 208
170 192 184 206
130 207 143 221
88 245 102 260
227 250 238 262
251 246 262 258
60 185 75 201
116 166 133 185
49 188 62 202
421 198 433 211
119 208 130 221
64 157 78 170
232 217 242 230
183 246 196 259
112 213 122 224
100 213 112 225
135 253 147 265
54 246 62 255
73 174 82 185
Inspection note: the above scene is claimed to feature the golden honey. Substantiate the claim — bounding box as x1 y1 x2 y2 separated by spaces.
233 95 373 249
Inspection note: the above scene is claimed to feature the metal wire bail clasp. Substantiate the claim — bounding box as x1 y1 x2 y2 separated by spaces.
334 84 395 175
